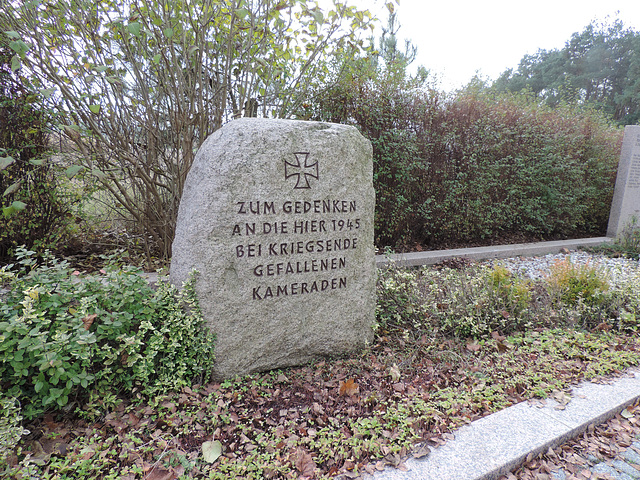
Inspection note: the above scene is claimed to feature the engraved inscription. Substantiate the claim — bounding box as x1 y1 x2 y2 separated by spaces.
237 199 356 215
285 152 319 189
237 201 276 214
628 152 640 189
252 278 347 300
235 238 358 258
232 197 360 300
253 257 346 277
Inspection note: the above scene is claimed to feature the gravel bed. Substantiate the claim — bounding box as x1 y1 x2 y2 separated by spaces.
486 251 640 283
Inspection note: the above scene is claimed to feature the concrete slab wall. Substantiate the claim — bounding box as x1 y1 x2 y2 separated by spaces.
607 125 640 237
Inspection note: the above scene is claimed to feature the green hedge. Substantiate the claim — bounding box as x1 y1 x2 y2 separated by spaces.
316 75 623 249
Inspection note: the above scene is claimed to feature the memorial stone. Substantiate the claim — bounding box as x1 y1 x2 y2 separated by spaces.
607 125 640 237
170 118 376 379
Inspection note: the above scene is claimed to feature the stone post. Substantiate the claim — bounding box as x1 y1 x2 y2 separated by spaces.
607 125 640 238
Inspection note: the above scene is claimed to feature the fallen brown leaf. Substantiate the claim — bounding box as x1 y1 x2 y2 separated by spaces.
466 340 481 352
81 313 97 330
412 442 430 459
491 331 506 342
144 466 174 480
392 382 405 393
551 390 572 409
339 378 359 396
294 448 316 477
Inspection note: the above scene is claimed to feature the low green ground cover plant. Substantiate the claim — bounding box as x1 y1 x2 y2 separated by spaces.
5 327 639 479
0 248 216 421
2 254 640 479
376 257 640 338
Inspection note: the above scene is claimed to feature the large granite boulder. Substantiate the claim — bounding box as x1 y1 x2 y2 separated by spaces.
170 118 375 379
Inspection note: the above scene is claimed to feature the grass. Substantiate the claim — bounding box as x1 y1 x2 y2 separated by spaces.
2 247 640 479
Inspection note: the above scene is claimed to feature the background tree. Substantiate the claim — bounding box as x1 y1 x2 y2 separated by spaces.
1 0 380 261
493 19 640 125
311 11 436 246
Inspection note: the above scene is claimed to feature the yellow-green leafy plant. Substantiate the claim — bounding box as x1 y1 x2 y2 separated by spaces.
489 265 532 315
0 394 28 465
0 247 216 419
546 259 610 306
543 258 621 330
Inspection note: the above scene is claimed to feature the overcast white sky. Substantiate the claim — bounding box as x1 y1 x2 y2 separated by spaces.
364 0 640 91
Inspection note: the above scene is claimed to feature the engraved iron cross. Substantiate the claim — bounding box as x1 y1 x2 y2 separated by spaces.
285 152 319 189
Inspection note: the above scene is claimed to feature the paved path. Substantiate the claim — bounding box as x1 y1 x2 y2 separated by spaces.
364 368 640 480
512 397 640 480
550 432 640 480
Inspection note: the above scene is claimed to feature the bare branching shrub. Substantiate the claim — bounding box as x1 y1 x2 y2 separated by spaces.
2 0 376 261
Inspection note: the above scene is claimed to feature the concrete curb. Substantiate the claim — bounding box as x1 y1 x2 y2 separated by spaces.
375 237 614 268
366 368 640 480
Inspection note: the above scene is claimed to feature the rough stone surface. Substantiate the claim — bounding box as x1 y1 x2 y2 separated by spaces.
593 463 635 480
608 125 640 237
170 118 375 379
